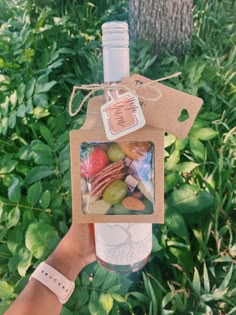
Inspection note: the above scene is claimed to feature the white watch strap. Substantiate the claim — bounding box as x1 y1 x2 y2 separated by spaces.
30 262 75 304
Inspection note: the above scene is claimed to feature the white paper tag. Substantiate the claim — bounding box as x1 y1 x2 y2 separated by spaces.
101 91 146 140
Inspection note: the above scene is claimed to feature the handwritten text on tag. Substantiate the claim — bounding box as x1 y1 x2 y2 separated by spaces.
101 91 145 140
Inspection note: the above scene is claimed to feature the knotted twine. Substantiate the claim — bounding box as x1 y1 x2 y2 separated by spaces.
68 72 181 117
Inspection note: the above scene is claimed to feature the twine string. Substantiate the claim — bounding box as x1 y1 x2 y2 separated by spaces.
68 72 181 117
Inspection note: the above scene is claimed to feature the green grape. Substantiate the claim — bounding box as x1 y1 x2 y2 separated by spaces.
103 180 128 204
107 143 126 162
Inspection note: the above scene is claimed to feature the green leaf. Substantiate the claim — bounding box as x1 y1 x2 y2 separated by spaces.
189 137 205 160
102 272 119 291
218 264 233 291
0 244 11 262
165 150 180 171
201 289 228 302
166 185 215 214
175 138 188 150
48 59 64 70
164 134 176 148
213 256 233 263
10 90 17 107
92 266 108 288
192 267 201 295
39 125 54 146
58 143 70 174
7 226 24 254
175 161 199 173
142 272 151 297
23 209 36 228
152 234 163 252
16 83 25 105
229 244 236 257
35 74 57 93
126 291 149 304
99 293 113 314
145 276 157 315
8 111 16 128
27 181 42 206
16 105 27 117
1 117 8 135
162 291 176 309
165 206 189 243
8 177 21 203
169 247 194 272
31 142 54 165
25 166 54 184
17 247 32 276
61 307 73 315
89 290 99 315
0 300 11 314
164 173 182 193
25 222 58 259
39 190 51 209
1 96 9 114
190 128 218 141
25 77 36 99
107 284 121 293
203 262 210 293
0 160 17 174
0 281 16 299
17 145 32 161
74 287 89 307
110 293 125 303
33 94 48 107
6 207 21 229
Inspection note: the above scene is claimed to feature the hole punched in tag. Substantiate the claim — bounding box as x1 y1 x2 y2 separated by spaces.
178 109 190 122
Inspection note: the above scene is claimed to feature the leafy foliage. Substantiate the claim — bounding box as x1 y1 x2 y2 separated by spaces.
0 0 235 314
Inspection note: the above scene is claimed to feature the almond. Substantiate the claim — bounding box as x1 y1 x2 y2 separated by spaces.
122 196 145 211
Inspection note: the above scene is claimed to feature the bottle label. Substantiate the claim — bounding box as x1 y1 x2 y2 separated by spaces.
101 90 146 140
94 223 152 265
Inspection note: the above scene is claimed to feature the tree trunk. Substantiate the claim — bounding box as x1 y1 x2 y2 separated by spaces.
129 0 193 55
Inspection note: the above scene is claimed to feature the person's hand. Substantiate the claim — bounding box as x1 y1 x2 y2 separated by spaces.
63 223 96 267
46 223 96 280
4 223 96 315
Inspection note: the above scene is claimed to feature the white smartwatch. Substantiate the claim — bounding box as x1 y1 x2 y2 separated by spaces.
30 262 75 304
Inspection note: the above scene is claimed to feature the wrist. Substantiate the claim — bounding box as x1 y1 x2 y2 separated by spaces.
45 238 86 281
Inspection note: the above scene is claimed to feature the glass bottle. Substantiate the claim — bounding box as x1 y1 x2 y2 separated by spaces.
94 21 152 273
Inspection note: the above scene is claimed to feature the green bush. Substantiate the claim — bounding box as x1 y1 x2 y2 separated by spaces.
0 0 235 314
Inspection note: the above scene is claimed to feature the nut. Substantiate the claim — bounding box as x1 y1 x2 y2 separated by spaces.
122 196 145 211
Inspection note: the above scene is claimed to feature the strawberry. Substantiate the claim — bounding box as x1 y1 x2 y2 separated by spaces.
80 144 109 178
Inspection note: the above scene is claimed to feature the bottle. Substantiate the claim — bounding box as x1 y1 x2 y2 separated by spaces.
94 21 152 273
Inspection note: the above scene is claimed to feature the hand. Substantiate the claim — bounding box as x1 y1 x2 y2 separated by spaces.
63 223 96 267
46 223 96 280
4 224 96 315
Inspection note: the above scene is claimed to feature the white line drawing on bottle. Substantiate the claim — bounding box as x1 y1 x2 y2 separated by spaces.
95 223 152 265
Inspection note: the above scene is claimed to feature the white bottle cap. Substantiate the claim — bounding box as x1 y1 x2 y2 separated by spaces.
102 21 129 47
102 21 130 82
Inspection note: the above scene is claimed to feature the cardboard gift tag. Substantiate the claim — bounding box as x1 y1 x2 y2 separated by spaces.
69 74 203 224
70 96 164 224
101 90 146 140
121 74 203 139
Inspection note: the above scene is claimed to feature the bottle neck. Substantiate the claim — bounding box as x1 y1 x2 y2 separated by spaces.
102 21 130 83
103 45 130 82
